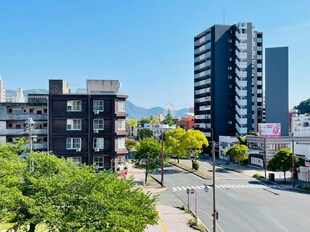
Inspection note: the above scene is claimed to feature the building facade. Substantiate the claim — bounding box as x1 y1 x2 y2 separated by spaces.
0 94 48 150
265 47 289 136
48 79 128 171
194 22 263 142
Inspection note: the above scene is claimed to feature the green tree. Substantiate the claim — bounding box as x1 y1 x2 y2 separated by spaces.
224 144 249 170
125 138 138 151
181 129 209 159
137 128 153 140
267 148 300 182
163 109 174 126
0 149 158 232
139 117 151 125
295 98 310 114
149 115 156 124
133 138 161 183
164 127 186 163
127 119 138 127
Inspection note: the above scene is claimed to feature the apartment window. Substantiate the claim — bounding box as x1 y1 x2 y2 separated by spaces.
118 119 126 130
67 119 82 130
93 100 104 112
67 157 81 167
67 100 82 112
66 138 81 150
118 101 125 112
93 119 104 130
93 156 104 169
93 138 104 150
30 108 34 113
118 137 126 149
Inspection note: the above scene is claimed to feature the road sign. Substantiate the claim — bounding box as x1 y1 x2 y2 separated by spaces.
187 188 195 194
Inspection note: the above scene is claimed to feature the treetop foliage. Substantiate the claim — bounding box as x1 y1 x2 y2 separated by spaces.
0 143 157 232
295 98 310 114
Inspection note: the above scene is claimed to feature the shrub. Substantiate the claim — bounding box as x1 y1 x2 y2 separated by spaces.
192 159 200 171
253 172 264 179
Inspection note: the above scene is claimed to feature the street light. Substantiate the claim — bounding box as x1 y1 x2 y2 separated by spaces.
210 128 218 232
292 133 296 188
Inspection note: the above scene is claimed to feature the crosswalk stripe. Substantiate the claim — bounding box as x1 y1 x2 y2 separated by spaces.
170 184 285 191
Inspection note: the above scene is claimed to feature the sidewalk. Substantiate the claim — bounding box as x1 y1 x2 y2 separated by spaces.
126 163 199 232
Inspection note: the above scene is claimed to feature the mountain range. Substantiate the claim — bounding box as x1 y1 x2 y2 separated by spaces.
5 89 190 119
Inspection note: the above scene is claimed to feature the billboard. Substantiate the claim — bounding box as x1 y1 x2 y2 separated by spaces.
258 123 281 137
292 115 310 137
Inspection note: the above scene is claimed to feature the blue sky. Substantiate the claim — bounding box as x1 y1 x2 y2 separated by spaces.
0 0 309 109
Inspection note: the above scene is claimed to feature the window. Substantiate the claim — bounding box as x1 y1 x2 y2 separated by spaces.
118 137 126 149
93 119 104 130
66 138 81 150
67 157 81 167
67 100 82 112
118 101 125 112
93 138 104 150
93 156 104 169
67 119 82 130
93 100 104 112
117 119 126 130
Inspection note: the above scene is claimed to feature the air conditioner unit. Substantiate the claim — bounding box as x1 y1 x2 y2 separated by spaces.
76 148 81 152
94 110 99 114
94 148 100 152
93 129 99 133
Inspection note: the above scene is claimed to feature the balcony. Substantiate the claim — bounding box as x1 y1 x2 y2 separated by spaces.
236 124 247 134
235 97 247 106
194 33 211 46
194 79 211 87
236 50 247 59
194 60 211 71
236 69 247 78
235 87 247 97
195 42 210 54
0 128 48 136
236 60 247 69
236 32 247 41
236 106 247 115
236 78 247 88
194 69 211 79
236 116 247 125
236 41 247 50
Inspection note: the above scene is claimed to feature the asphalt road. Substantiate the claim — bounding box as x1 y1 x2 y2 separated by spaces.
152 163 310 232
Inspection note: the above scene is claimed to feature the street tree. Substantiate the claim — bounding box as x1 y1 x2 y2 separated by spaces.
0 149 158 232
181 129 209 159
137 128 154 140
224 144 249 170
163 109 174 126
139 117 151 125
164 127 186 163
267 148 300 182
125 138 138 151
133 138 161 183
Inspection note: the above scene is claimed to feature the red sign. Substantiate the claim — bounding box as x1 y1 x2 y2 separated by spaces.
187 188 195 194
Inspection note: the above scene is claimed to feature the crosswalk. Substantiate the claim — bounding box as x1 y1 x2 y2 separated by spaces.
171 184 285 192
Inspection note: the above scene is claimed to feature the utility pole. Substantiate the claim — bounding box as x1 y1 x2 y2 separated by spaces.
292 133 296 188
160 127 164 187
24 118 36 152
212 140 217 232
264 137 267 179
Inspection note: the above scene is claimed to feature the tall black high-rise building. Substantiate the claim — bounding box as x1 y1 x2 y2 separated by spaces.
194 22 263 142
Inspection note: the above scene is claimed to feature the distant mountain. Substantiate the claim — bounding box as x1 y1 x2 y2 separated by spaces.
6 89 190 119
126 101 189 119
